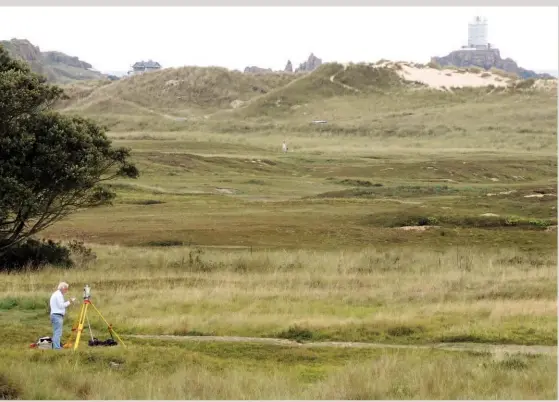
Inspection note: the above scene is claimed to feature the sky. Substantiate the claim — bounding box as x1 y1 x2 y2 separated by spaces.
0 6 557 74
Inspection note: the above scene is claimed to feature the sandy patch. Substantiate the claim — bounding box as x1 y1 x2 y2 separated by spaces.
487 190 517 197
371 61 556 92
398 225 440 232
215 188 236 195
524 194 545 198
230 99 245 108
395 64 509 91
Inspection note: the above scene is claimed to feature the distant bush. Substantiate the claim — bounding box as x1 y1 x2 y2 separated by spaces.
276 325 315 342
128 199 165 205
514 78 536 89
427 61 441 69
489 68 519 79
67 240 97 265
337 179 379 187
246 179 267 185
0 239 96 272
0 239 69 272
145 240 184 247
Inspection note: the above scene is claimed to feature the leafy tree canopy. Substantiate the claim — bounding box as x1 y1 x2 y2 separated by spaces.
0 45 138 255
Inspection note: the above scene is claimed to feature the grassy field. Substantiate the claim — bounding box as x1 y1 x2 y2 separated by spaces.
0 63 557 399
0 343 556 399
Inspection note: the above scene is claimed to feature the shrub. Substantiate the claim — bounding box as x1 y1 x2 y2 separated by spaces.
277 325 315 342
145 240 184 247
0 238 96 272
67 240 97 264
504 216 521 226
0 238 72 272
427 61 441 69
514 78 536 89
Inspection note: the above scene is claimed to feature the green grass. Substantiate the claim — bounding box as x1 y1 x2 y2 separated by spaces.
0 340 556 399
35 146 556 251
1 60 557 399
0 245 555 348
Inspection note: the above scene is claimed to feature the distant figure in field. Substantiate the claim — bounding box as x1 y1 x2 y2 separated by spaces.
282 141 288 153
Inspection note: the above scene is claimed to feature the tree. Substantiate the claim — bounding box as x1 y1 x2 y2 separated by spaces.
0 45 138 256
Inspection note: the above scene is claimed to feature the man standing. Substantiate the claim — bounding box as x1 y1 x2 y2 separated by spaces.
49 282 76 349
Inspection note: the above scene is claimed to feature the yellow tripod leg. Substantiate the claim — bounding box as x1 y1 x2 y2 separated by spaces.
73 302 89 351
89 302 126 347
64 302 85 349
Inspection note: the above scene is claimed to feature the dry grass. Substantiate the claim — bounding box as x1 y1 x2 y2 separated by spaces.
1 246 556 346
33 136 557 251
1 58 557 399
0 343 555 399
57 66 296 117
0 245 556 398
308 351 556 399
55 62 557 144
89 89 557 154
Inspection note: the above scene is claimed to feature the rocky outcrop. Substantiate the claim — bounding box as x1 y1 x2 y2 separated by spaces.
244 53 323 75
295 53 322 73
43 51 93 70
243 66 273 74
284 60 293 73
431 48 554 79
0 38 107 83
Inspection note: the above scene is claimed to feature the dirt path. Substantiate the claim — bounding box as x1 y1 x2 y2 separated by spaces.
329 65 360 93
118 99 187 121
128 334 557 356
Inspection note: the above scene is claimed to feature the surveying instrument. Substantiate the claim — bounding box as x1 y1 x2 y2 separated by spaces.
64 284 126 351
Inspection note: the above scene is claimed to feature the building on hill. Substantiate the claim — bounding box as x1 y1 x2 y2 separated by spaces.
431 15 552 79
468 16 489 49
461 16 490 50
128 60 162 75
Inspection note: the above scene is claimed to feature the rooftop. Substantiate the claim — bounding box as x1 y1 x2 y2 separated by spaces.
132 60 161 69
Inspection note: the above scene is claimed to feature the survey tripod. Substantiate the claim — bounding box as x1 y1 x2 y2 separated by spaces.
64 284 126 351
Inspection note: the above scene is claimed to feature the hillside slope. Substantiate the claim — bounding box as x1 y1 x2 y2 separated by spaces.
0 38 107 83
58 65 297 118
236 62 411 118
55 59 557 137
232 60 556 120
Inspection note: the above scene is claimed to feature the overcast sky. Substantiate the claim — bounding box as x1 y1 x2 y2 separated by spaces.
0 6 557 73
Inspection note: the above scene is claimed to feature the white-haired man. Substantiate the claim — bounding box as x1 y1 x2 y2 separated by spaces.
49 282 76 349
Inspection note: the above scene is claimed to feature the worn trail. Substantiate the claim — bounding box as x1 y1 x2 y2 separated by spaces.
128 334 557 356
329 65 360 93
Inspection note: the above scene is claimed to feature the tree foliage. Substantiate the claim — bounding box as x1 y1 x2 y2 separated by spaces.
0 45 138 255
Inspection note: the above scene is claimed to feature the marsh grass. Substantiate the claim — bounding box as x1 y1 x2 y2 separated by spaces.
0 341 555 399
2 60 556 400
1 246 555 347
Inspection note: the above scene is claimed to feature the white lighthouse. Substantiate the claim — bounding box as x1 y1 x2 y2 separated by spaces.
468 16 489 49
